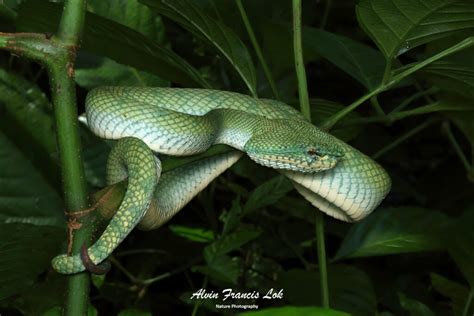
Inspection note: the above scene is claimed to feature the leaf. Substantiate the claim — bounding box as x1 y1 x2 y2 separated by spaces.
0 223 63 300
0 69 60 189
243 176 293 213
357 0 474 59
238 306 350 316
16 0 209 88
193 255 241 284
278 265 376 316
309 98 362 141
0 131 64 227
204 230 260 263
140 0 257 95
420 49 474 99
449 209 474 287
220 197 243 236
118 309 152 316
75 55 169 90
335 207 451 259
88 0 165 42
303 27 386 90
169 225 215 243
398 292 435 316
431 273 472 316
393 99 474 120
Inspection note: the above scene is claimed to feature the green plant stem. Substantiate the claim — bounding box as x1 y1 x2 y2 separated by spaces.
390 86 438 114
57 0 87 45
292 0 311 121
462 290 474 316
443 122 472 173
293 0 329 308
322 36 474 130
236 0 280 100
319 0 332 29
372 118 438 159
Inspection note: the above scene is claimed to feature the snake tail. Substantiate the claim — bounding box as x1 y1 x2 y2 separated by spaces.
51 137 159 274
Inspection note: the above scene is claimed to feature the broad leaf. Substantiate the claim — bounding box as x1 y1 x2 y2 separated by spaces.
449 209 474 287
278 265 376 316
193 255 240 284
204 230 260 263
0 131 63 227
140 0 257 95
239 306 350 316
0 223 63 300
303 27 386 90
335 207 451 259
75 55 168 90
243 176 293 213
17 1 209 88
357 0 474 59
88 0 165 42
420 49 474 99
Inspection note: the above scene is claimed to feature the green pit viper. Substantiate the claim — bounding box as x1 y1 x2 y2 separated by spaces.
51 87 391 274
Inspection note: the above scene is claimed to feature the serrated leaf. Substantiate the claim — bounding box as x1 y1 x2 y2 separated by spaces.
0 223 63 300
278 265 376 316
17 0 209 88
169 225 215 243
335 207 451 259
238 306 350 316
204 230 260 263
357 0 474 59
243 176 293 213
141 0 257 95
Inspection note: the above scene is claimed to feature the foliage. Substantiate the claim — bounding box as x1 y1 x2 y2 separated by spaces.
0 0 473 315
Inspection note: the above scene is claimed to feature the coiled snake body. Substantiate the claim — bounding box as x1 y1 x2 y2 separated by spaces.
52 87 391 274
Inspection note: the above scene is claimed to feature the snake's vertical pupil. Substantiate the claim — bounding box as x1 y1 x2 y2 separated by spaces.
307 148 318 156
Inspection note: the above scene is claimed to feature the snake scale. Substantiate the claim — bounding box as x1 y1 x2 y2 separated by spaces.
52 87 391 274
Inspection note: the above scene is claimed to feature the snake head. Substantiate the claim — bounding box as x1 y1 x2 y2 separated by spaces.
244 120 345 173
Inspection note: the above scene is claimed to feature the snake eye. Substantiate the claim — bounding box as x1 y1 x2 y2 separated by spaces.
307 148 318 156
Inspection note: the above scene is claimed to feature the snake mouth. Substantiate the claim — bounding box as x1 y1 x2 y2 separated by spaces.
247 152 338 173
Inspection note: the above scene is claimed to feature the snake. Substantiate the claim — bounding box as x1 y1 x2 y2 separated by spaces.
51 87 391 274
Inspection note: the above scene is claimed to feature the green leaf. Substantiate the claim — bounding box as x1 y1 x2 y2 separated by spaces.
431 273 473 316
220 197 243 236
238 306 350 316
393 99 474 120
398 292 435 316
75 55 169 90
0 69 60 189
449 209 474 287
169 225 215 243
0 223 63 300
16 0 209 88
204 230 260 263
117 309 152 316
0 131 63 227
278 265 376 316
357 0 474 59
193 255 240 284
335 207 451 259
88 0 165 42
303 27 386 90
243 176 293 214
140 0 257 95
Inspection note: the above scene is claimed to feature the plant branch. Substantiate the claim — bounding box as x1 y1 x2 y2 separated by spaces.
293 0 329 308
236 0 280 100
0 0 90 315
322 36 474 130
